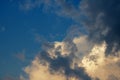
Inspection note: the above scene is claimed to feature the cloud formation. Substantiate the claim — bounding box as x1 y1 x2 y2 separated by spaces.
20 0 120 80
21 35 92 80
80 0 120 54
21 35 120 80
23 57 66 80
81 42 120 80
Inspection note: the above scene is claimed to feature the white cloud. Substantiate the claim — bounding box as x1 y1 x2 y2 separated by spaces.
21 35 120 80
81 42 120 80
21 57 66 80
73 35 93 59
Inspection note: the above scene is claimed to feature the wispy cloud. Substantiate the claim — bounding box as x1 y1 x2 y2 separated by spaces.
14 50 26 61
19 0 51 11
19 0 81 21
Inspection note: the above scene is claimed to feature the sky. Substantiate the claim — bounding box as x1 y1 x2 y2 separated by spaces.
0 0 120 80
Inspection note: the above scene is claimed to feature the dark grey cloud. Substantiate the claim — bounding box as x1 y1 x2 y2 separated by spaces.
37 41 92 80
38 52 91 80
80 0 120 55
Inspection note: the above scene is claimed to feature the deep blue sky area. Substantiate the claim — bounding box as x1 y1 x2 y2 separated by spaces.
0 0 78 79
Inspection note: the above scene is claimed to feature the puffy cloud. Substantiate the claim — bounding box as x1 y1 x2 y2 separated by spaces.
22 57 66 80
21 35 92 80
73 35 93 59
21 35 120 80
81 42 120 80
45 41 77 58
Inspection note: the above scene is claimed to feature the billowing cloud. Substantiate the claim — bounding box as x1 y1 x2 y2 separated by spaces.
20 0 120 80
22 57 66 80
21 35 120 80
21 35 92 80
81 42 120 80
73 35 93 59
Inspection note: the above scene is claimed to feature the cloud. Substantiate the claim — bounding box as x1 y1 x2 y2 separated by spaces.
21 35 120 80
19 0 54 11
80 0 120 54
20 0 120 80
14 50 26 61
81 42 120 80
20 0 120 55
22 57 66 80
73 35 93 59
21 0 120 54
21 35 92 80
20 0 81 20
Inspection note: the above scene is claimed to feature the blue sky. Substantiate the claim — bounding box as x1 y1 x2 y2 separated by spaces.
0 0 80 79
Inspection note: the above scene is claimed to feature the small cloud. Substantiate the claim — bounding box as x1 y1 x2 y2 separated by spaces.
14 50 26 61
